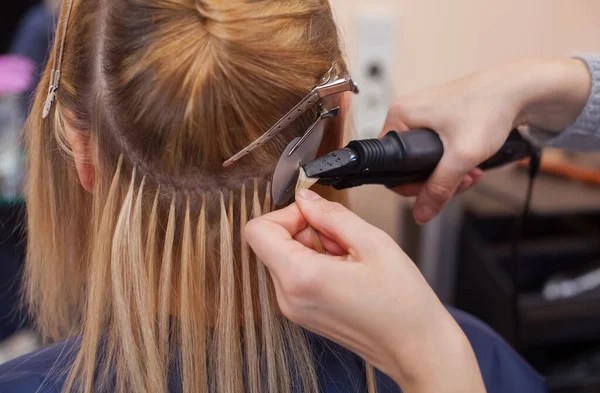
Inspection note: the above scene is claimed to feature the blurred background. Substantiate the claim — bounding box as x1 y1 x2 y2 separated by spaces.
3 1 600 392
335 2 600 392
0 0 51 367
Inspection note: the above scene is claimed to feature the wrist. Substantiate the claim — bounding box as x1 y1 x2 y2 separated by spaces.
389 311 485 392
514 58 592 130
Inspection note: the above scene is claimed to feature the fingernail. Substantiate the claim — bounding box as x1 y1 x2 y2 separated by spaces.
297 189 322 201
415 205 435 224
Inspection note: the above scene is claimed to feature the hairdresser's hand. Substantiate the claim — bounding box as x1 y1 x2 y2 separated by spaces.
245 190 485 393
384 58 591 223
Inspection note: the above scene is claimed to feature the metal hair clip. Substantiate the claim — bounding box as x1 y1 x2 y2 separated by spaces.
288 106 340 156
222 62 359 167
42 0 74 119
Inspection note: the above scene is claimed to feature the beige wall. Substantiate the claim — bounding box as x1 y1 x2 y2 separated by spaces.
331 0 600 242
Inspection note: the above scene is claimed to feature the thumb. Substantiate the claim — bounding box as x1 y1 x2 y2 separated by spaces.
295 189 387 256
413 149 478 224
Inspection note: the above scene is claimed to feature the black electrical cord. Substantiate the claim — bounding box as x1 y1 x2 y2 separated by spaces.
510 147 542 349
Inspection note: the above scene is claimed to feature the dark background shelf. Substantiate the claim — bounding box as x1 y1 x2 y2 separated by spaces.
456 211 600 392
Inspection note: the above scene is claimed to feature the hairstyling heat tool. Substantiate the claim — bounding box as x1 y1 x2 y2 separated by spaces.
221 62 532 205
299 128 533 192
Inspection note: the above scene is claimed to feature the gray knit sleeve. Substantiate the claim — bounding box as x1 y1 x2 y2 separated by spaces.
533 54 600 151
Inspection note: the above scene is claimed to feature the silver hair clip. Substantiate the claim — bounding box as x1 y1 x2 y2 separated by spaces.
42 0 74 119
222 62 359 167
288 106 340 157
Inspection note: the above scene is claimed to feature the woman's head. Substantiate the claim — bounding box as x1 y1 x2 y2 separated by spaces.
55 0 345 191
25 0 359 393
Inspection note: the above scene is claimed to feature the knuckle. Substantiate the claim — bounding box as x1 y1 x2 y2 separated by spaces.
425 182 454 205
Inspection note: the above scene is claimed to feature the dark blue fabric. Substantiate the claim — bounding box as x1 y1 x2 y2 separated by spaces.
448 308 547 393
0 307 547 393
0 339 76 393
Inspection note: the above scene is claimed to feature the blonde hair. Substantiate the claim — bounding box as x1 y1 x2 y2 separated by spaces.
24 0 375 392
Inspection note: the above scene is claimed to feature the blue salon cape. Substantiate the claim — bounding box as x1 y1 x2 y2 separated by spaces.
0 307 546 393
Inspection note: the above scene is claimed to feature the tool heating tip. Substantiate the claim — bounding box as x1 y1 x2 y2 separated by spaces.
302 147 359 179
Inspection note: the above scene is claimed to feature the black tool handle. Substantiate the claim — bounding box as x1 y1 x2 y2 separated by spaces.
348 129 443 173
334 128 532 190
